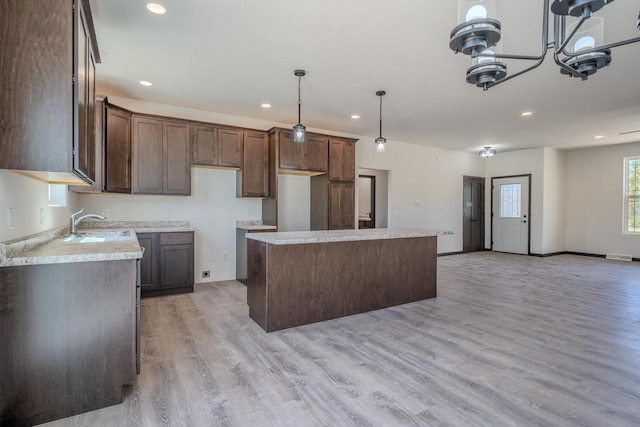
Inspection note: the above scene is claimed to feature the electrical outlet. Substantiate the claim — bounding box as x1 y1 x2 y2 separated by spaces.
202 270 211 279
7 208 14 230
294 209 299 217
162 209 170 218
39 208 45 225
223 252 229 262
102 209 109 218
246 209 252 218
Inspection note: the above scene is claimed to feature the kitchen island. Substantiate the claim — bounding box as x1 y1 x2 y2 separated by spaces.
246 228 452 332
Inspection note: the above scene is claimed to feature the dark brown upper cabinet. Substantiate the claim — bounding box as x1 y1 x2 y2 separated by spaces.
69 97 105 193
278 131 328 174
132 114 191 195
239 132 269 198
328 139 356 182
104 103 132 193
192 126 243 168
0 0 100 184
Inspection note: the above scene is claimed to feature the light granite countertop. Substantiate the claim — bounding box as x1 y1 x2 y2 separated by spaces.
236 220 278 231
0 221 194 267
246 228 453 245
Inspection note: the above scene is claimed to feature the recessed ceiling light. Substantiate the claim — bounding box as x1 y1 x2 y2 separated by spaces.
261 103 271 108
146 2 166 14
521 111 533 117
139 80 153 87
594 135 604 139
351 115 361 119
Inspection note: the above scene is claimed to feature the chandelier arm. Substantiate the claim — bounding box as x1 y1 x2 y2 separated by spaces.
555 15 587 54
483 56 546 90
478 0 551 63
562 36 640 57
553 48 586 77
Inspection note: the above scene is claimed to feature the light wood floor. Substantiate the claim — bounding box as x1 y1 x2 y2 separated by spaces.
42 253 640 427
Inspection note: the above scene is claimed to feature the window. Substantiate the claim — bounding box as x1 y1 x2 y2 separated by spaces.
500 183 521 218
625 156 640 233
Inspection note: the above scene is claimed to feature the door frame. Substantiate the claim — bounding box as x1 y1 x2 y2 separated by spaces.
358 174 376 228
462 175 485 253
490 174 532 255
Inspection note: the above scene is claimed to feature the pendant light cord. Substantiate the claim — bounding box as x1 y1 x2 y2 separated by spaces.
378 95 383 138
297 75 302 124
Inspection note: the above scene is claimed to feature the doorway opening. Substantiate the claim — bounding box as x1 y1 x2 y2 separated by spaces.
463 176 485 252
358 175 375 228
357 168 389 229
491 174 531 255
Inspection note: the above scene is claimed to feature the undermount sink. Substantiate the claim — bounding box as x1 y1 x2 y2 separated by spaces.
63 230 131 243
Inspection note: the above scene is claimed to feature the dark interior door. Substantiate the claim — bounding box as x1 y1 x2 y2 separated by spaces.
463 176 485 252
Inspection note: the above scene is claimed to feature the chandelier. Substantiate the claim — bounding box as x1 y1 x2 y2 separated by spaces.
449 0 640 90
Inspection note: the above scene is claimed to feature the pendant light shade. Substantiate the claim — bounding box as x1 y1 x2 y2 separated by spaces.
375 90 387 153
293 69 306 143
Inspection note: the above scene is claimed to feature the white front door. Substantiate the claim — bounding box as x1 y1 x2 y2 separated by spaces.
492 176 530 254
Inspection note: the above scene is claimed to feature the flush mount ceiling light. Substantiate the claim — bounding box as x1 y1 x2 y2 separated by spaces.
449 0 640 90
261 103 271 108
479 146 496 157
521 111 533 117
293 69 306 143
351 115 361 119
146 2 166 14
375 91 387 153
139 80 153 87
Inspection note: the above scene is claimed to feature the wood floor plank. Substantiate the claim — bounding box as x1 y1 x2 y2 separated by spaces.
40 253 640 427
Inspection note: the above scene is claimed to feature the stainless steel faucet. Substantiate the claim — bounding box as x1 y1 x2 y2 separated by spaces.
69 209 106 235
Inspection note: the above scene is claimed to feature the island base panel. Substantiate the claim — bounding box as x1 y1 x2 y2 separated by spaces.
247 236 437 332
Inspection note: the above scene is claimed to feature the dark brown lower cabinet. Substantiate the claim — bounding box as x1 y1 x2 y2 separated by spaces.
138 231 194 297
0 260 137 426
137 233 159 291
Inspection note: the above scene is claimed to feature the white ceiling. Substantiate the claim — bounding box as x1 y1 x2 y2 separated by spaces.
90 0 640 154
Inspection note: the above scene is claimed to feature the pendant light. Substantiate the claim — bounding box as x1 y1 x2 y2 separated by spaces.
375 90 387 153
293 69 306 143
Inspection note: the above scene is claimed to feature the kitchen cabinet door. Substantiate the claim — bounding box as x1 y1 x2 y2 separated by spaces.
137 233 159 292
104 105 132 193
328 139 356 181
160 244 194 289
192 125 217 166
328 181 355 230
163 120 191 195
216 128 243 168
278 131 302 170
132 116 163 194
304 135 328 172
241 132 269 197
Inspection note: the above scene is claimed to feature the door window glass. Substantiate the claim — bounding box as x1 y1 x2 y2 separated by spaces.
500 184 521 218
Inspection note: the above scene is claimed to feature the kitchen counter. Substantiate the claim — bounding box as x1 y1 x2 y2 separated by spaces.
246 228 452 245
236 220 277 231
247 228 450 332
0 221 193 267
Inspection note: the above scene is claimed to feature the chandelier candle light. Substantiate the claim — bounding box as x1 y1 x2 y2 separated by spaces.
293 69 306 143
449 0 640 90
375 91 387 153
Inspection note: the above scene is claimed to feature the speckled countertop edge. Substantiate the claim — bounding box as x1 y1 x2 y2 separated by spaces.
1 221 194 267
246 228 453 245
236 220 277 231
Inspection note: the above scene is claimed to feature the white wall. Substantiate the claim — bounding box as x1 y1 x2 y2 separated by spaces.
484 148 545 253
0 170 74 243
565 141 640 258
277 175 311 232
77 168 262 283
542 147 566 254
357 140 486 254
358 168 389 228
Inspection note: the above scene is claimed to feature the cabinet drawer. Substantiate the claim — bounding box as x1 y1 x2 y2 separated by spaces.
160 232 193 245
